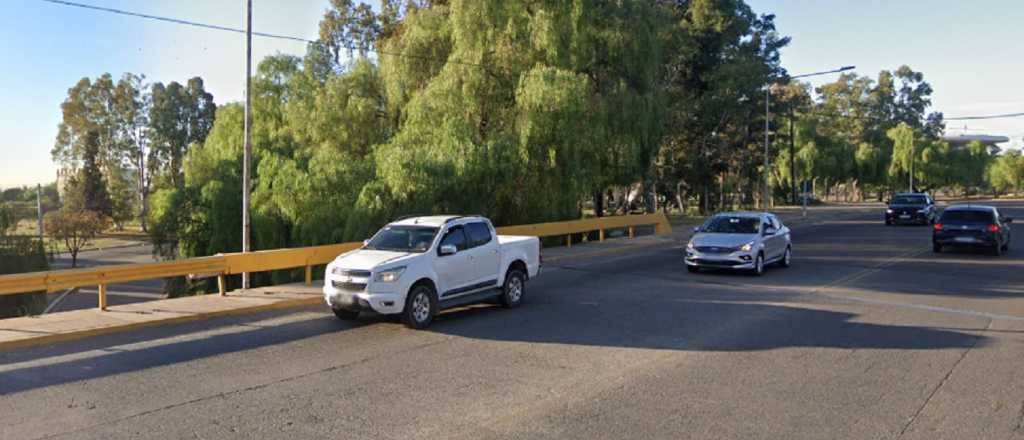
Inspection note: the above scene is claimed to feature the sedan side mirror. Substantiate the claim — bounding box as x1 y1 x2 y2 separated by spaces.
1004 217 1013 224
692 226 700 233
363 239 370 246
439 244 457 256
763 227 777 236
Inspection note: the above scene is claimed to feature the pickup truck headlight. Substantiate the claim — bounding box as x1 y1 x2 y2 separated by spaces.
331 266 345 275
374 266 406 283
740 241 755 252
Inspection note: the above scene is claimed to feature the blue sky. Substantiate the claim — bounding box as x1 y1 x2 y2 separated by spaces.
1 0 1021 188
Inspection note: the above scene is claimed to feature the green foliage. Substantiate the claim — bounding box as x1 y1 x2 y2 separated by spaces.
44 209 108 268
0 236 49 318
0 202 16 234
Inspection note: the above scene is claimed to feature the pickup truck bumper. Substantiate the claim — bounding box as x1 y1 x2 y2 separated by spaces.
323 284 404 315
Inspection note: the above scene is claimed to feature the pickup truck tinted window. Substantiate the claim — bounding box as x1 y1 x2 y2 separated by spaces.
466 222 492 248
440 226 468 251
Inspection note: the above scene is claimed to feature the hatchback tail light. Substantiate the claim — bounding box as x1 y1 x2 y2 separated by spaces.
988 224 1000 233
933 223 943 231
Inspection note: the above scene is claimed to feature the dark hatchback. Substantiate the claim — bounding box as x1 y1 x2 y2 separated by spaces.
932 205 1012 255
885 193 938 225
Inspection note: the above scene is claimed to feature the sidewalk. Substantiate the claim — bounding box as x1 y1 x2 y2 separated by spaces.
0 283 323 351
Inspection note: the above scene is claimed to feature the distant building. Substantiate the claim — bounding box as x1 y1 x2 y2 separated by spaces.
941 134 1010 155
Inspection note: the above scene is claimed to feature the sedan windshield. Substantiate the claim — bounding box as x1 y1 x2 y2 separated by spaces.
700 216 760 234
364 226 439 253
892 196 927 205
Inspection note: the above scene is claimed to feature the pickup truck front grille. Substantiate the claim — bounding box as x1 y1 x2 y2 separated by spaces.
332 281 367 292
337 269 371 278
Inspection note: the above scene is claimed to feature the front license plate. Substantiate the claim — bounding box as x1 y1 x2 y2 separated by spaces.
954 236 974 243
899 214 910 219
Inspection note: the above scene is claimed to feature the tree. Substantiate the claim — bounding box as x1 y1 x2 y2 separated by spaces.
113 73 152 231
887 122 915 191
45 209 108 268
0 202 15 234
148 78 216 189
65 131 113 216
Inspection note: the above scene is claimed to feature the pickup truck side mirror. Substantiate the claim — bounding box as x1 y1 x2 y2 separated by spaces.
439 244 457 256
763 227 777 236
692 226 700 233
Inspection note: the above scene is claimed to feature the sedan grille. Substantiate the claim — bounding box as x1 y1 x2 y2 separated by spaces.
695 246 739 254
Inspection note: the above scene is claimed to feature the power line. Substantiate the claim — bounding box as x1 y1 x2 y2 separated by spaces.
945 112 1024 121
38 0 491 69
40 0 314 43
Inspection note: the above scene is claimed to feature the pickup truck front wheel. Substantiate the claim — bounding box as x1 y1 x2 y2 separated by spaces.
402 284 437 329
500 269 526 308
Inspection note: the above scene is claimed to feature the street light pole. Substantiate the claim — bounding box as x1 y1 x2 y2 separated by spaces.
763 65 855 212
763 86 770 210
241 0 253 289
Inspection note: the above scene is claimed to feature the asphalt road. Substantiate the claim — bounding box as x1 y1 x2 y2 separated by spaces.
46 244 164 313
3 202 1024 439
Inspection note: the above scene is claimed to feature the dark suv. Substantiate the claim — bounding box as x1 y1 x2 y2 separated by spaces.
933 205 1012 255
885 193 937 225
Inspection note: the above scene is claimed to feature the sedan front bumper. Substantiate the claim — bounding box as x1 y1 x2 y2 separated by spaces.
685 250 756 269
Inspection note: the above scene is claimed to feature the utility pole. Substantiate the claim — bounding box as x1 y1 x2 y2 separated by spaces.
908 134 914 193
763 85 770 210
36 183 43 239
241 0 253 289
789 108 796 205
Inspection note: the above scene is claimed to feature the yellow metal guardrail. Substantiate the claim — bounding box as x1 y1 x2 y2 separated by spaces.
0 213 670 310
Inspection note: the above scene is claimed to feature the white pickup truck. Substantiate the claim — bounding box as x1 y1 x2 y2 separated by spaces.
323 215 541 328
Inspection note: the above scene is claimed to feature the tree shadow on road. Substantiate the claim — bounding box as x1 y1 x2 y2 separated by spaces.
426 296 987 355
0 306 357 395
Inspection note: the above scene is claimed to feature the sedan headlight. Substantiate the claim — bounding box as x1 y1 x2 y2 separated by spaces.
686 241 695 250
916 209 925 213
886 209 893 214
331 266 345 275
740 241 755 252
374 266 406 283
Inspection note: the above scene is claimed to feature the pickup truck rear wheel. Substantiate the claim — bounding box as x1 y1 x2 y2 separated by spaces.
500 269 526 308
402 284 437 329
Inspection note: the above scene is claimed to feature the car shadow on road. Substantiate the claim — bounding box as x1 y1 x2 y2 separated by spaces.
0 306 356 395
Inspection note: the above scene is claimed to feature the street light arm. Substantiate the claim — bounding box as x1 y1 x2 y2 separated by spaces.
790 66 856 80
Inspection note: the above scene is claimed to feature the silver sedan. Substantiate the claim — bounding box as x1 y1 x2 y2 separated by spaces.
684 212 792 275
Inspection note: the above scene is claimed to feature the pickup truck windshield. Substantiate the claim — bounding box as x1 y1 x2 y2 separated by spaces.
700 216 760 234
892 196 927 205
364 226 439 253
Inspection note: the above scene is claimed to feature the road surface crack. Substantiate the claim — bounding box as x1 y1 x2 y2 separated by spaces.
895 319 991 439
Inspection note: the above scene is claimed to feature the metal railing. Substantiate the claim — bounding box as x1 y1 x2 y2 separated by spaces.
0 213 671 311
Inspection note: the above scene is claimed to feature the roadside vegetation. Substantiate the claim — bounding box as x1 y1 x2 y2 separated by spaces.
4 0 1023 294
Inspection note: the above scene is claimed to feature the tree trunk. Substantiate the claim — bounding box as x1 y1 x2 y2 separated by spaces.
593 190 604 218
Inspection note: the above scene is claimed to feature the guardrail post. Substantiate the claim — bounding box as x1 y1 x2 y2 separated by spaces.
628 226 636 239
599 229 605 241
98 284 107 311
218 274 226 296
305 265 312 286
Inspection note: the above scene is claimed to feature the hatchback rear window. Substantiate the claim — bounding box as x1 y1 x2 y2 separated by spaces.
940 210 994 223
